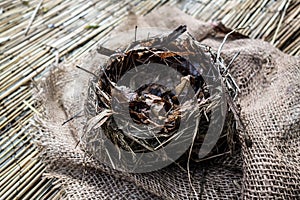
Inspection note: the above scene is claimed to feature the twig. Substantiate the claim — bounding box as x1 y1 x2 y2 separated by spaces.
76 65 98 78
194 151 230 162
187 117 200 200
96 46 115 56
223 52 240 75
217 26 248 62
271 0 290 44
135 25 138 42
62 110 83 126
24 0 44 36
166 24 187 42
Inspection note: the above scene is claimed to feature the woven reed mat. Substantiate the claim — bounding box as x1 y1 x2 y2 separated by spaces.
34 6 300 199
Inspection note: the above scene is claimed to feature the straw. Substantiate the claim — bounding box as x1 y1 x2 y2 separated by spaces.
24 0 44 36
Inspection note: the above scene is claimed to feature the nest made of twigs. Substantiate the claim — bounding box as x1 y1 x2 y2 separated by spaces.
83 26 239 171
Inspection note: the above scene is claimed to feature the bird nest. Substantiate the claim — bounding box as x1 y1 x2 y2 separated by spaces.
82 26 240 172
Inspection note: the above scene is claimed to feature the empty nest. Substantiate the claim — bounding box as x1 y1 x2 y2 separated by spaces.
82 25 240 172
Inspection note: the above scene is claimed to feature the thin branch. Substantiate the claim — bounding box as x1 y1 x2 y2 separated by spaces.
96 46 115 56
62 110 83 126
217 26 248 62
24 0 44 36
76 65 98 78
223 52 240 75
187 117 200 200
272 0 290 44
135 25 138 42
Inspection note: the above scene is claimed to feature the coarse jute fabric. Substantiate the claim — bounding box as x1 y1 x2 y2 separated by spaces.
34 6 300 199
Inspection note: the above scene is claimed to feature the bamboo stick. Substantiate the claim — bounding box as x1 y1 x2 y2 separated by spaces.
0 144 35 177
0 158 40 199
0 148 38 190
29 179 55 199
0 123 31 151
271 0 290 44
0 98 34 129
0 136 32 170
21 178 49 200
24 0 44 36
0 124 31 163
0 87 28 115
6 162 45 199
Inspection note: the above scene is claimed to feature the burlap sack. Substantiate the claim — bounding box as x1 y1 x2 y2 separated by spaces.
34 6 300 199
